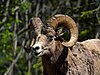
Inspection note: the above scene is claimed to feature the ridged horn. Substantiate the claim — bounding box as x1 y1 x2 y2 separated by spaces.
47 14 78 47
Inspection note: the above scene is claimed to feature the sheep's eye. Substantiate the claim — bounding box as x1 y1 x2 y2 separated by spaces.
48 36 53 41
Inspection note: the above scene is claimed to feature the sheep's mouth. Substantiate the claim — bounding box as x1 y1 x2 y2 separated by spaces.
33 46 51 56
34 51 44 56
34 52 40 56
34 50 50 57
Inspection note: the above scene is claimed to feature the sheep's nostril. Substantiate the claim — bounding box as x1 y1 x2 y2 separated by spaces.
32 47 35 50
35 46 40 50
32 46 40 53
32 46 41 56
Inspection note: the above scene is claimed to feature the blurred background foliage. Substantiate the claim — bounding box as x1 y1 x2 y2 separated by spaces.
0 0 100 75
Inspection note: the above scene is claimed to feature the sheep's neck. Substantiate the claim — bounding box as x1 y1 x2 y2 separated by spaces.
42 55 56 75
42 46 68 75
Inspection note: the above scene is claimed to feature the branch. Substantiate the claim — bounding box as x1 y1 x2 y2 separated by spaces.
35 0 40 17
96 5 100 24
13 11 18 56
25 10 32 74
0 0 10 28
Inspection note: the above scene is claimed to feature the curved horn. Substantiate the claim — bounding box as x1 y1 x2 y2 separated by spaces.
47 14 78 47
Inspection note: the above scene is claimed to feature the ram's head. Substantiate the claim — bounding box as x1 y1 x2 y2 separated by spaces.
24 14 78 56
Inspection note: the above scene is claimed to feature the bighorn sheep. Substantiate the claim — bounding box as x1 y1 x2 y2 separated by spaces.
24 14 100 75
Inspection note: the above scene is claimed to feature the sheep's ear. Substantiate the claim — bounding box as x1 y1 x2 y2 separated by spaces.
31 17 44 36
24 46 32 53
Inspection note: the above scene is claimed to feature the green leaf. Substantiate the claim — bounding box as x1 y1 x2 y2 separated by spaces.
11 8 15 15
7 23 11 28
79 29 90 37
20 1 31 12
80 8 99 19
15 19 22 23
